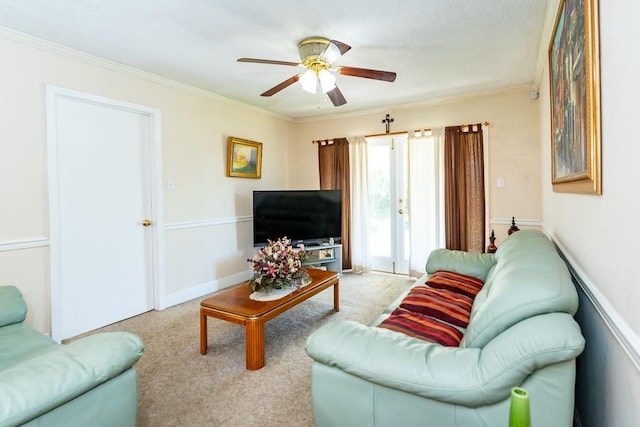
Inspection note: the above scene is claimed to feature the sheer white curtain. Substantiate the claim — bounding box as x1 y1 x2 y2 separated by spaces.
348 135 371 273
407 128 444 277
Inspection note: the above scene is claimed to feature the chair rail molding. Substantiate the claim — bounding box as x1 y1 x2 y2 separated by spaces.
0 237 50 252
489 217 541 227
164 215 252 231
550 232 640 371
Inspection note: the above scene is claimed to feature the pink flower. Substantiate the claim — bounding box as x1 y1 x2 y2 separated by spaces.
247 237 309 291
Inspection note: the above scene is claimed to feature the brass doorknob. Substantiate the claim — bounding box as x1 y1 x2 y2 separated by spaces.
142 219 152 227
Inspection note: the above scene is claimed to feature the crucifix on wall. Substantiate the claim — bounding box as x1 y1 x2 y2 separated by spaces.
381 114 394 133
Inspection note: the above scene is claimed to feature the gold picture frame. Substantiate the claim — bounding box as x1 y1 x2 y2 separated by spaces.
548 0 601 194
226 136 262 179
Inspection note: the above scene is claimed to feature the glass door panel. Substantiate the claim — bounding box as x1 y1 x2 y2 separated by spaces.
368 141 393 272
367 135 409 274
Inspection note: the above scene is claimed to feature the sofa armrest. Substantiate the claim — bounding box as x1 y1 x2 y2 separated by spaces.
426 249 496 281
0 286 27 327
305 313 584 407
0 332 143 427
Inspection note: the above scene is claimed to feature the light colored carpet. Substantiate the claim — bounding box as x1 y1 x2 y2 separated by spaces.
86 272 414 427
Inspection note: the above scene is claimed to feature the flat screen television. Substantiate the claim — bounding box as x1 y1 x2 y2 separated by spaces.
252 190 342 247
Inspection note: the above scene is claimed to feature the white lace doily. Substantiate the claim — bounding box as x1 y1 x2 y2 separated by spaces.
249 287 295 301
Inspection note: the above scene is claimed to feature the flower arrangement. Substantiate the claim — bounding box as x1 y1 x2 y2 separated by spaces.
247 237 310 293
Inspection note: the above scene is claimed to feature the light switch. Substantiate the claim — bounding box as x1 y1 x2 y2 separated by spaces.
167 178 175 190
497 177 505 188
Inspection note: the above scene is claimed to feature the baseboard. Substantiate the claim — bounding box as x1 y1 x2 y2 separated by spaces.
158 270 251 309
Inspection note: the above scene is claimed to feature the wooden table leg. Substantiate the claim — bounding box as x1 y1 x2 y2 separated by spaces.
200 309 208 355
333 281 340 312
245 319 265 370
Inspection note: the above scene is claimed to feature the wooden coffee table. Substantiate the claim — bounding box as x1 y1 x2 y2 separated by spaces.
199 268 339 370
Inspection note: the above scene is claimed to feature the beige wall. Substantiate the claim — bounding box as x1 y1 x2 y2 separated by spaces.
291 88 541 242
0 33 293 332
539 2 640 425
539 1 640 334
0 30 542 335
2 3 637 422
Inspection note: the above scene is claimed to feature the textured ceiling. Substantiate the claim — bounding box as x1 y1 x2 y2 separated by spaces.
0 0 553 119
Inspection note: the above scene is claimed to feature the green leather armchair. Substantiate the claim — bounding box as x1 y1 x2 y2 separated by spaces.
0 286 144 427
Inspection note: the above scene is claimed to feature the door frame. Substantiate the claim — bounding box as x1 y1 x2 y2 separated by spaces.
46 85 165 342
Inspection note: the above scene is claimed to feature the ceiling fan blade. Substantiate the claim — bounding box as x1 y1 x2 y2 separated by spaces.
320 40 352 63
326 86 347 106
331 40 351 56
238 58 300 67
261 75 301 97
337 66 397 82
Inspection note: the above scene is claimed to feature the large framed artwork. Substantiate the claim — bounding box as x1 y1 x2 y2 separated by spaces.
226 136 262 179
548 0 601 194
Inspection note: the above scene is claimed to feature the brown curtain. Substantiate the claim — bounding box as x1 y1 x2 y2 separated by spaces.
318 138 351 269
444 124 485 252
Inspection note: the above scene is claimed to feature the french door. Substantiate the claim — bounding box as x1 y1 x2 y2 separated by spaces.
367 134 409 274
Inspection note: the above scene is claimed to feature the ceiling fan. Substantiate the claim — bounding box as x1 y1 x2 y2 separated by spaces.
238 37 397 107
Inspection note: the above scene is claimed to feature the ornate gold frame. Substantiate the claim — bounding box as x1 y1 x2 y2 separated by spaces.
548 0 601 194
226 136 262 179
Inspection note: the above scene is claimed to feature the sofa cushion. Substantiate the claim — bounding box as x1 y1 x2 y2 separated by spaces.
0 332 143 427
426 270 484 299
426 249 496 282
0 286 27 327
306 313 585 406
378 308 463 346
461 230 579 349
0 323 58 371
399 286 473 327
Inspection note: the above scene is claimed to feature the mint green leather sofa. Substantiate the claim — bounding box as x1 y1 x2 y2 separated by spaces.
0 286 144 427
306 230 585 427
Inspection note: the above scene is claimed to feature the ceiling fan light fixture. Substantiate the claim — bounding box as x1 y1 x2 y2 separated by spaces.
319 69 336 93
321 42 342 63
298 37 330 62
239 36 394 107
299 69 318 93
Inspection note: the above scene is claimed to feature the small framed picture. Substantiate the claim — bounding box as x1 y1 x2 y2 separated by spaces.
318 249 334 260
226 136 262 179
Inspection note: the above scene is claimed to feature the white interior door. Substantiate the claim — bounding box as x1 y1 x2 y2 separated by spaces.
48 88 156 341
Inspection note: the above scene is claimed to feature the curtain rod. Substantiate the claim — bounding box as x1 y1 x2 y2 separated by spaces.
311 122 490 144
365 130 409 138
312 138 335 145
459 121 490 130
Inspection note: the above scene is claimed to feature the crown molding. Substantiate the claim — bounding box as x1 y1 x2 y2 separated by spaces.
293 84 537 124
0 26 294 123
534 0 562 87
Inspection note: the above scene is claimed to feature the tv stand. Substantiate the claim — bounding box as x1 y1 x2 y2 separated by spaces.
303 244 342 275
